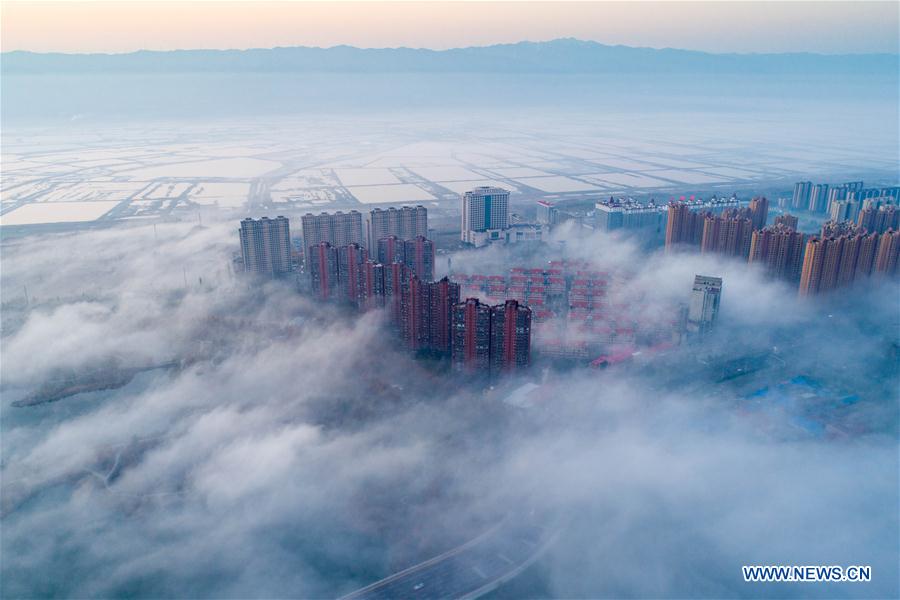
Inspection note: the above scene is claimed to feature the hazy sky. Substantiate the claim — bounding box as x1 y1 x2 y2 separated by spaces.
2 1 898 55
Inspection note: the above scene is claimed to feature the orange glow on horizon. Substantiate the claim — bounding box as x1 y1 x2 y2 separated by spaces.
1 1 897 55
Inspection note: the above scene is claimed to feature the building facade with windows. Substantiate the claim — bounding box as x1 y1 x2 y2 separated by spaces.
461 186 510 247
239 216 293 277
301 211 364 249
366 205 428 249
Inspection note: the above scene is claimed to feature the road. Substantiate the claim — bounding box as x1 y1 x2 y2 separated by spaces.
340 511 562 600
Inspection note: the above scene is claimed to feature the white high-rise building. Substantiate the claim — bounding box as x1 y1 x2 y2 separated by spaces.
239 216 293 277
791 181 812 210
366 205 427 249
687 275 722 335
829 200 860 223
461 186 510 247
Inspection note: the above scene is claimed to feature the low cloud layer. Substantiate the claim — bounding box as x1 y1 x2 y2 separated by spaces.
2 219 898 598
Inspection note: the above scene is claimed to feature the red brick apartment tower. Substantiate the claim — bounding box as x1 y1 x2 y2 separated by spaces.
384 261 409 328
749 225 805 281
665 202 690 249
855 232 880 277
429 277 460 355
489 299 532 374
337 243 368 305
451 298 492 372
799 235 861 296
836 235 862 286
377 235 405 266
701 214 753 258
749 196 769 230
361 260 385 309
774 213 799 229
666 202 706 249
875 229 900 275
403 235 435 281
818 236 846 292
799 237 825 296
401 275 428 351
308 241 338 300
859 206 900 234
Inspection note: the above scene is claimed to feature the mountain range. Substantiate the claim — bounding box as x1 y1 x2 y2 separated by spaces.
3 38 897 75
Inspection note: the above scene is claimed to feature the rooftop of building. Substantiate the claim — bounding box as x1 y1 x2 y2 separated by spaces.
370 205 426 212
302 209 362 216
667 194 740 207
465 186 510 194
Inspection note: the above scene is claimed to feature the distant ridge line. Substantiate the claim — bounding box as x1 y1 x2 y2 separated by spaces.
3 38 897 75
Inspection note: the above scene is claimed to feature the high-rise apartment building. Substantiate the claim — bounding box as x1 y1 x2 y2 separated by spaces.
880 187 900 202
452 298 493 372
791 181 864 214
849 188 888 204
620 197 741 250
774 213 799 230
489 299 532 373
829 200 860 223
844 181 865 194
822 182 859 214
808 184 829 213
536 200 559 225
403 236 435 281
798 233 864 295
748 196 769 230
825 186 848 214
821 220 862 239
376 235 405 266
792 182 812 210
384 261 409 325
239 216 293 277
366 206 427 249
857 206 877 232
700 213 753 258
400 275 430 351
801 228 898 294
429 277 461 355
858 205 899 234
336 243 369 306
666 202 707 248
855 232 881 278
799 237 827 296
308 241 339 300
835 234 864 286
461 186 510 246
361 260 385 310
451 297 532 374
301 211 364 248
875 230 900 275
687 275 722 335
820 236 846 291
749 225 805 281
594 198 667 241
400 276 461 354
878 187 900 203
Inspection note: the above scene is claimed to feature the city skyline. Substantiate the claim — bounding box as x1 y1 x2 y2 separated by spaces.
2 2 898 598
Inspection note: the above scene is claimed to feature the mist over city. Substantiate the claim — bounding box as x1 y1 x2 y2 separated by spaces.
1 2 898 599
